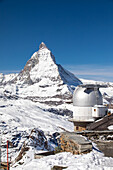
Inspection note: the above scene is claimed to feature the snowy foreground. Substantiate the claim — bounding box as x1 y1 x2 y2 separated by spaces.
0 98 113 169
11 150 113 170
1 79 113 169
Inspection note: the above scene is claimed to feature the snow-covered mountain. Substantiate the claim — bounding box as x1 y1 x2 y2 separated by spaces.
2 42 81 107
13 42 81 86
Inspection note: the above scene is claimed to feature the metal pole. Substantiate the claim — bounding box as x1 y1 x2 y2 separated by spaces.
7 140 9 170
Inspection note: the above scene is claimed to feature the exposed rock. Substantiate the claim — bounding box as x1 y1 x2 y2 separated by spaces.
14 128 54 163
52 165 68 170
28 128 50 150
15 143 30 163
39 42 47 49
13 52 39 84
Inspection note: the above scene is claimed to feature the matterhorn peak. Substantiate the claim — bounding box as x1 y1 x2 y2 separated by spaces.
12 42 81 88
6 42 82 106
39 42 47 50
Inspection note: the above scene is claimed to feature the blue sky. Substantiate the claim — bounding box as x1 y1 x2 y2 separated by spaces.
0 0 113 82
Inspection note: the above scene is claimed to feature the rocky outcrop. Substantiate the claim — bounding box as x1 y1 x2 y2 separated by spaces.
13 52 39 84
14 128 54 163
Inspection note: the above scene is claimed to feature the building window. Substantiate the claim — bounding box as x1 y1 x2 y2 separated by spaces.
94 109 96 112
76 126 79 130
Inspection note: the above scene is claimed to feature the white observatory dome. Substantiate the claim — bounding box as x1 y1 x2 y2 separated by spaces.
72 84 107 122
73 85 103 107
71 84 108 131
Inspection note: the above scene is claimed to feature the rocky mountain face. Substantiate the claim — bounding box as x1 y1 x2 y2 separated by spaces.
13 42 81 86
2 42 82 106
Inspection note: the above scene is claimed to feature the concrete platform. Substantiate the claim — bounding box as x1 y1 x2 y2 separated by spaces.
75 130 113 157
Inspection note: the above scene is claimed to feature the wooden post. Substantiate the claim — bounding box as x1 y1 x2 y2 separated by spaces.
7 140 9 170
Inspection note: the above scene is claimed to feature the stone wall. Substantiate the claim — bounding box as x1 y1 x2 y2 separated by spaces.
60 132 92 154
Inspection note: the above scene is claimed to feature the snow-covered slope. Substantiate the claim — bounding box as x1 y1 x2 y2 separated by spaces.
0 97 74 164
1 97 113 170
11 150 113 170
0 73 17 84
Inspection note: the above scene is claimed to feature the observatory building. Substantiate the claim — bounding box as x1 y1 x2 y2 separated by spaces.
71 84 108 131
